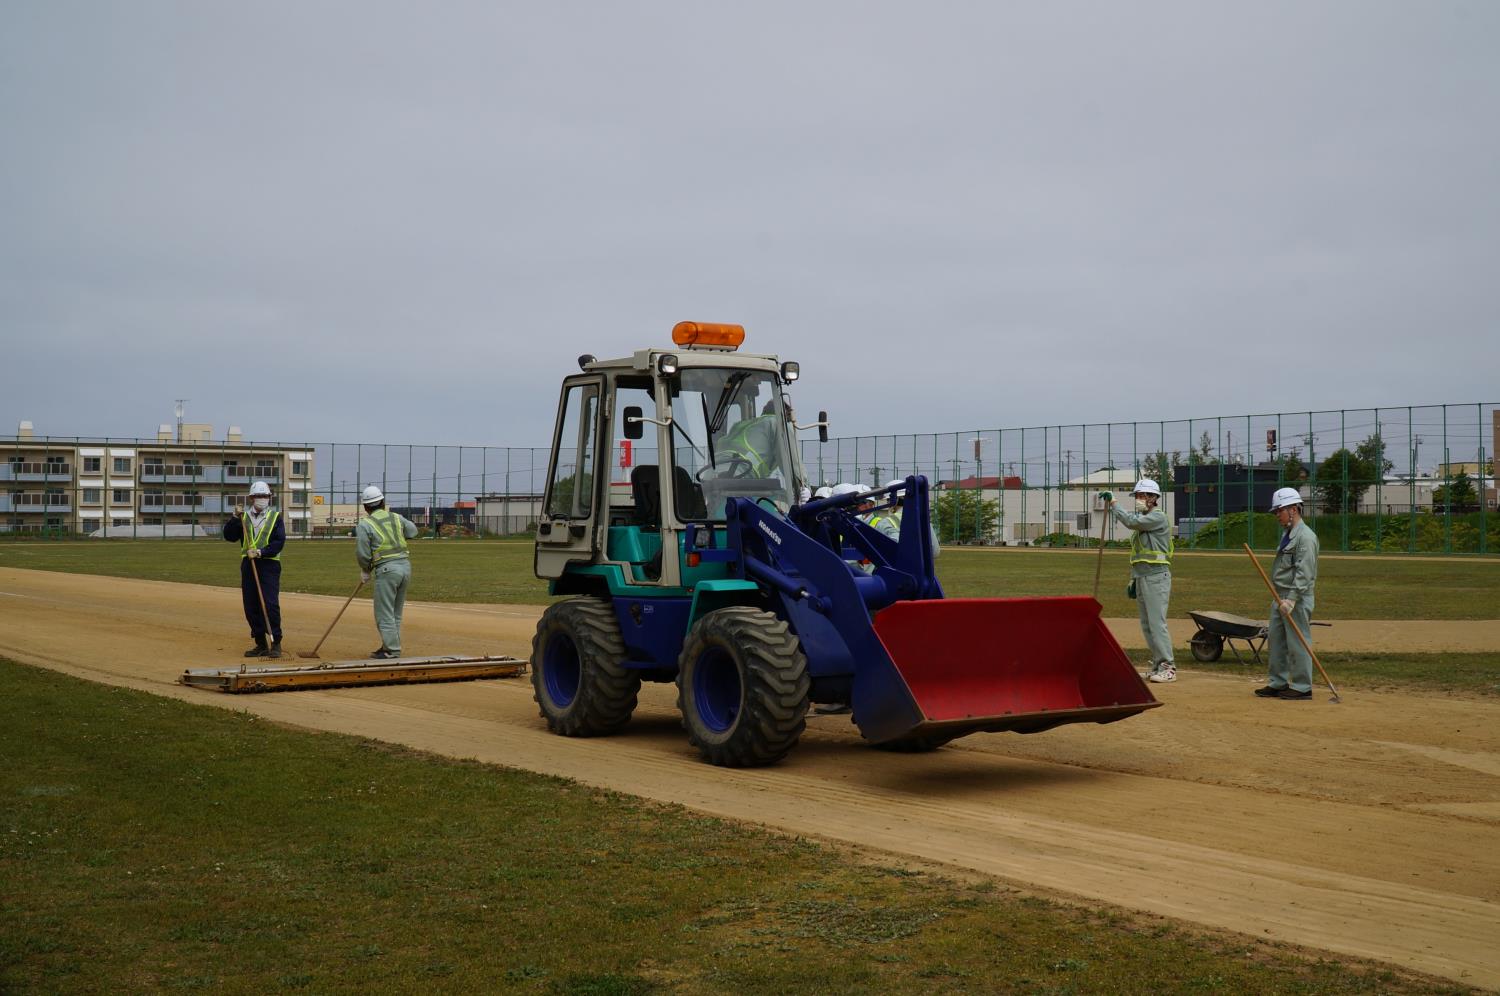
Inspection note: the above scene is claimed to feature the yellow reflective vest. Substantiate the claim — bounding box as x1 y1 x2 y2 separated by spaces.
239 509 281 561
362 508 411 564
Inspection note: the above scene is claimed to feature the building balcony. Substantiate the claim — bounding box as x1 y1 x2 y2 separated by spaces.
139 495 227 514
223 467 282 484
140 465 227 484
0 495 72 513
0 463 73 481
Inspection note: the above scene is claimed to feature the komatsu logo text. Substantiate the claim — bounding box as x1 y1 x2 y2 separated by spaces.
757 521 783 545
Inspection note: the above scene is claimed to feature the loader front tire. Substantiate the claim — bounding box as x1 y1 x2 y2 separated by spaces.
531 598 639 736
677 607 809 767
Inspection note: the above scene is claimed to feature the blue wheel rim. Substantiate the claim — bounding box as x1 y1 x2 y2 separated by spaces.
693 645 741 734
543 632 581 708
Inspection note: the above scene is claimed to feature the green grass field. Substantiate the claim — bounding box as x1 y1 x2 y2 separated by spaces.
0 659 1462 995
2 539 1496 619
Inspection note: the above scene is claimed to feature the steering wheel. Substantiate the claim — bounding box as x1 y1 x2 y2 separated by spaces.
696 455 755 481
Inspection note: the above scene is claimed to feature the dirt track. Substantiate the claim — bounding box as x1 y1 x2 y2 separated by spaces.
2 566 1498 989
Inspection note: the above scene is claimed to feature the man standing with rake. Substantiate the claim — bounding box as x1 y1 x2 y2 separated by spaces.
1256 487 1320 700
222 480 285 659
355 485 419 660
1103 478 1176 683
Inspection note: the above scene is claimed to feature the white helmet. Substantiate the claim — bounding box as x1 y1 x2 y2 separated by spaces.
248 480 272 497
813 486 833 500
831 482 862 498
361 484 385 506
1132 478 1162 497
1269 486 1303 512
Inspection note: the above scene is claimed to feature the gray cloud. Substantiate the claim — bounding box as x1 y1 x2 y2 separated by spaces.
3 1 1497 445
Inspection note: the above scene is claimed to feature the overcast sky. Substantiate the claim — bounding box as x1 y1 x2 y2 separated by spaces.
3 1 1497 448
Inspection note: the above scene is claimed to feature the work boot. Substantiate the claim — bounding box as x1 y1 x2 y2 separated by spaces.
244 636 269 658
1148 664 1177 684
370 649 397 660
1277 688 1313 700
1253 685 1284 698
267 639 283 660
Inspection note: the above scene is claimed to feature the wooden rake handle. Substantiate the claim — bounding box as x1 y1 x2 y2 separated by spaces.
301 580 365 659
1242 543 1341 702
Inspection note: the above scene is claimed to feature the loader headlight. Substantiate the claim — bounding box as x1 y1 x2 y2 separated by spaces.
780 361 799 382
658 353 680 375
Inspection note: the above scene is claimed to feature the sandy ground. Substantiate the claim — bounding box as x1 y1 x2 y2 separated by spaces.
2 565 1498 989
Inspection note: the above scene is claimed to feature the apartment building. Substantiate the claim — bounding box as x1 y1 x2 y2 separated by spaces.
2 421 315 536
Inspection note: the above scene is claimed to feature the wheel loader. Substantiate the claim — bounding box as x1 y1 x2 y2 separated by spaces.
531 322 1159 766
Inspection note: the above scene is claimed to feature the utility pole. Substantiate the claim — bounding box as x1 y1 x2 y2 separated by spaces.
174 399 188 443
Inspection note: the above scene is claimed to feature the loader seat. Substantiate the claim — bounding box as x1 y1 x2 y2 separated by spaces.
631 465 708 525
631 465 663 529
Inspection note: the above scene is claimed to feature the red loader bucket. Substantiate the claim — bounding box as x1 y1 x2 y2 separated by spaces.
853 596 1161 745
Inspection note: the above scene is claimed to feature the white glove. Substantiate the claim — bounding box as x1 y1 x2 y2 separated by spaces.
247 547 261 559
1278 597 1295 614
360 571 370 584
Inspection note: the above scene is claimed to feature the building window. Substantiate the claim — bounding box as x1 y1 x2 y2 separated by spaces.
291 518 307 534
112 489 130 505
111 517 130 527
143 516 162 526
46 456 65 467
293 491 309 506
292 460 308 477
113 457 131 473
83 457 101 473
82 488 101 504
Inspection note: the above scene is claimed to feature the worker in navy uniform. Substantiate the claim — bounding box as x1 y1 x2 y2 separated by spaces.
222 480 285 658
355 485 419 659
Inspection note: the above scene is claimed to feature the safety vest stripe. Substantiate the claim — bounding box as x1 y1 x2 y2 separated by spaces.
367 510 410 563
240 510 282 561
1129 530 1173 566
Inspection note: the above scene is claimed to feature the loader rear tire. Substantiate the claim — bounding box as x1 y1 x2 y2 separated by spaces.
677 607 809 767
871 733 955 753
531 598 639 736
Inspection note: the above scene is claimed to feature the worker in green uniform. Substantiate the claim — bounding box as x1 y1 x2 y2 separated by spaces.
1256 487 1320 700
882 478 941 555
714 402 784 480
355 485 419 660
1103 478 1176 682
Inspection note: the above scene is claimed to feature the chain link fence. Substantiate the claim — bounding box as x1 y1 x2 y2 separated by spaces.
3 402 1494 554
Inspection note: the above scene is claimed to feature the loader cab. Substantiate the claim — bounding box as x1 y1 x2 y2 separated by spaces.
535 325 808 590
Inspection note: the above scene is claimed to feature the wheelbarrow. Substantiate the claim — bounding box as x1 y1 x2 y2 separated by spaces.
1188 610 1330 665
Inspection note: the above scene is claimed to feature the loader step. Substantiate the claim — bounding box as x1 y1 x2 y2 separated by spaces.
179 655 527 694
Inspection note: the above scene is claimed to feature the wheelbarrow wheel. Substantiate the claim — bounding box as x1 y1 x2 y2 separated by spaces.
677 607 810 767
1189 629 1224 662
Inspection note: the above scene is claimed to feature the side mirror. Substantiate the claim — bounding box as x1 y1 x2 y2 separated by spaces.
623 406 644 441
818 411 829 444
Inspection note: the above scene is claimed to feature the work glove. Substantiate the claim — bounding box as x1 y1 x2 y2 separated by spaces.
1099 491 1113 503
1126 579 1137 600
1278 597 1295 614
360 571 371 584
247 547 261 559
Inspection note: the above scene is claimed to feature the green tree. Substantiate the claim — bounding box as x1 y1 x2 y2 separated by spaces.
1355 434 1395 476
1140 450 1182 488
1279 451 1308 483
1433 471 1479 511
933 488 999 544
1193 431 1218 465
1310 433 1389 513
